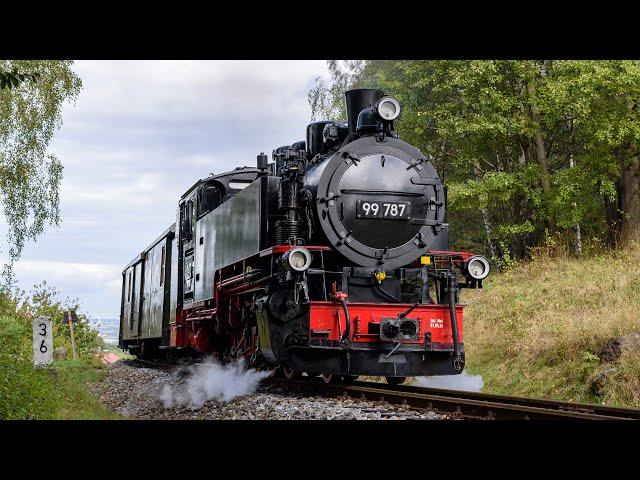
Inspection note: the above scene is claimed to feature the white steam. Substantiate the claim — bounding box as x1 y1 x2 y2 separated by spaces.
160 358 272 410
415 370 484 392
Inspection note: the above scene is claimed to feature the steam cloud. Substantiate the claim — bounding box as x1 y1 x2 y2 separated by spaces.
415 370 484 392
160 357 272 409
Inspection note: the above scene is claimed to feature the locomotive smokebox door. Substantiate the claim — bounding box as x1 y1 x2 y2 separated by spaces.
313 136 445 270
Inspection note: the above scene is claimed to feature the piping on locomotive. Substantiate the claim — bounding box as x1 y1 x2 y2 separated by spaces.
119 88 490 384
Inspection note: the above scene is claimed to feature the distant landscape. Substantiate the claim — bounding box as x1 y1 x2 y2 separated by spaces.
88 318 119 346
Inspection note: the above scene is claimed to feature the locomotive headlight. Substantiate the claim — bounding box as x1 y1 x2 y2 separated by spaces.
283 247 312 272
380 318 419 341
376 96 401 121
381 320 400 339
463 255 490 280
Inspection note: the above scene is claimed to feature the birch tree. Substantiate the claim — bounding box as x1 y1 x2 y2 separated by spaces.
0 60 82 282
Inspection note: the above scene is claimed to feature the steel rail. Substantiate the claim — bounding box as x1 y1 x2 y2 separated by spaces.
266 378 640 420
125 359 640 420
125 358 184 371
377 381 640 419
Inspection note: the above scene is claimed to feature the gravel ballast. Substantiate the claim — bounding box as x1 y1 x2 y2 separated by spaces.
92 360 448 420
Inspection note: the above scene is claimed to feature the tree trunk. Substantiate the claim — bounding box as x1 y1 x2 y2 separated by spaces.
473 160 497 258
569 148 582 256
603 176 622 247
526 79 555 231
618 144 640 244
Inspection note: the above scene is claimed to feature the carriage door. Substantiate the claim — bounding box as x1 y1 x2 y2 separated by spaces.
122 266 135 340
130 261 142 337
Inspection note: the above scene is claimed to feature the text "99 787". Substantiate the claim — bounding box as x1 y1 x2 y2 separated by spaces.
357 201 411 220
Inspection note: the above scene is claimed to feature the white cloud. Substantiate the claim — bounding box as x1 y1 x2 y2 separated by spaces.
12 260 123 318
14 260 121 282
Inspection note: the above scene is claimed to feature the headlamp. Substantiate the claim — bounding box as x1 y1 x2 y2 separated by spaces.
376 96 401 121
282 247 312 272
380 317 420 341
463 255 490 280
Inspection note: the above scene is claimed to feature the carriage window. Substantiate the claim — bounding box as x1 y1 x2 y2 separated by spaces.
229 180 252 190
160 245 166 286
127 271 132 302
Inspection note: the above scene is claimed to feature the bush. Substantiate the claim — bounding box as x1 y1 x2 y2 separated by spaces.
2 281 102 359
0 283 113 419
0 315 60 419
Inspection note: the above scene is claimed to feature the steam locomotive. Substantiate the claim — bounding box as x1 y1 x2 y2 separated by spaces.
119 88 490 384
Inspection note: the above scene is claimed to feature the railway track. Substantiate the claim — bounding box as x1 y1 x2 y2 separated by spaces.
267 377 640 420
126 358 187 371
126 358 640 420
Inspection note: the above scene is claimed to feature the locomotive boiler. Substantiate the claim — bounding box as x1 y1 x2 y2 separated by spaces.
119 88 490 384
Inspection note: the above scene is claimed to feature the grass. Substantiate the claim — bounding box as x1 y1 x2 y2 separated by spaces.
40 359 121 420
0 356 121 420
0 296 122 419
462 245 640 408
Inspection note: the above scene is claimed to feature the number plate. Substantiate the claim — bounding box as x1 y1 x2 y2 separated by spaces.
357 200 411 220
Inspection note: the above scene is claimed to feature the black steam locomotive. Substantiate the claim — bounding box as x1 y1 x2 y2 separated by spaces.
119 88 490 384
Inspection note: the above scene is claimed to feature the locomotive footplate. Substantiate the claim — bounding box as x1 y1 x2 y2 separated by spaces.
285 344 465 377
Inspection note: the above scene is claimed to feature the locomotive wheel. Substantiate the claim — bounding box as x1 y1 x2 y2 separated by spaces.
320 373 333 384
385 376 406 386
342 375 358 384
283 368 302 380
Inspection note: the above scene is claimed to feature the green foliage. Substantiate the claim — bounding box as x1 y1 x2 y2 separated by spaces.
311 60 640 263
4 281 102 358
0 70 39 90
0 60 82 284
308 61 364 121
0 284 114 419
0 332 60 419
308 76 346 121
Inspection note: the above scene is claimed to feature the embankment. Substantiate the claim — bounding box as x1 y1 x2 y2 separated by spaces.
464 247 640 408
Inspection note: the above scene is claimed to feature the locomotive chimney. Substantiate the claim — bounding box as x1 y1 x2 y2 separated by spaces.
345 88 384 136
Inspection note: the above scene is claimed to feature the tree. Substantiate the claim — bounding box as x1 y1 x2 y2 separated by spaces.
0 60 82 282
308 61 364 121
309 60 640 261
570 61 640 245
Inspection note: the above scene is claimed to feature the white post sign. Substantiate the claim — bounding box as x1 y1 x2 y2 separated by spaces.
32 316 53 367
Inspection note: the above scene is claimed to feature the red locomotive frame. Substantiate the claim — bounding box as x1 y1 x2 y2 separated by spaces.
170 245 469 369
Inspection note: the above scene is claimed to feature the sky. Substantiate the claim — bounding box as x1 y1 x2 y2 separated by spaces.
3 60 331 319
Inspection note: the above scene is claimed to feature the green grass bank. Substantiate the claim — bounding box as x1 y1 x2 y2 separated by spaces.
0 285 120 419
463 246 640 408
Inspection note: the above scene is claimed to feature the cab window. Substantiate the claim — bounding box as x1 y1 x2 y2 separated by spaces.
197 183 223 217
